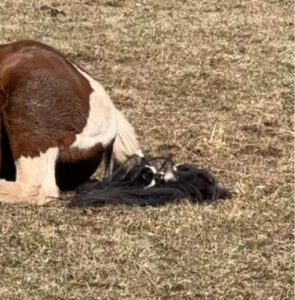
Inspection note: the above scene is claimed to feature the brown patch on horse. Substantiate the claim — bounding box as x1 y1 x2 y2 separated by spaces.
0 41 92 159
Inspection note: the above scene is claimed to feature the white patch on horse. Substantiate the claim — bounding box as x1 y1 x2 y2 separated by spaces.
16 148 59 199
0 147 59 205
71 65 118 150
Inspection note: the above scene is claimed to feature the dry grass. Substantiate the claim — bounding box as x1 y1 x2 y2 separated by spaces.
0 0 293 299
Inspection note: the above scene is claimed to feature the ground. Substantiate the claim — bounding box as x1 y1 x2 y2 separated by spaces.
0 0 293 299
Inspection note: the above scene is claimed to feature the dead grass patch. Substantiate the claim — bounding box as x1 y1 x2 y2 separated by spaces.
0 0 293 298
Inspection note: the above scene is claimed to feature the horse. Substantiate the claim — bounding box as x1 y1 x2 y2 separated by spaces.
0 40 143 205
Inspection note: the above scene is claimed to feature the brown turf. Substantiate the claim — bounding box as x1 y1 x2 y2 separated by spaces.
0 0 293 299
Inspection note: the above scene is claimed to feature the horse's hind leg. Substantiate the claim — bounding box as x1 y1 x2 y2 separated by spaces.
103 144 114 179
0 147 59 205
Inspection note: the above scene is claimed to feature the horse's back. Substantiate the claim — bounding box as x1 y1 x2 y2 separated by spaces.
0 41 95 159
0 40 92 103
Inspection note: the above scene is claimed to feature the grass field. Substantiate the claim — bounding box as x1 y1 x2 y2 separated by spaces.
0 0 293 299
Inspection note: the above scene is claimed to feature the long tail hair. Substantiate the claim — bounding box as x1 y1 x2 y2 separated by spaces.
113 109 141 163
69 155 230 207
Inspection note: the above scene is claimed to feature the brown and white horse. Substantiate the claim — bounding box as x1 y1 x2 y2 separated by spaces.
0 40 143 205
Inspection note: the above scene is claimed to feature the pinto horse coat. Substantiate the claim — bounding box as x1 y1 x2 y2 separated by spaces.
0 40 141 205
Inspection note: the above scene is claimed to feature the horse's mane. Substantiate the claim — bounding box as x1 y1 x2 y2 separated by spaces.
69 155 230 207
